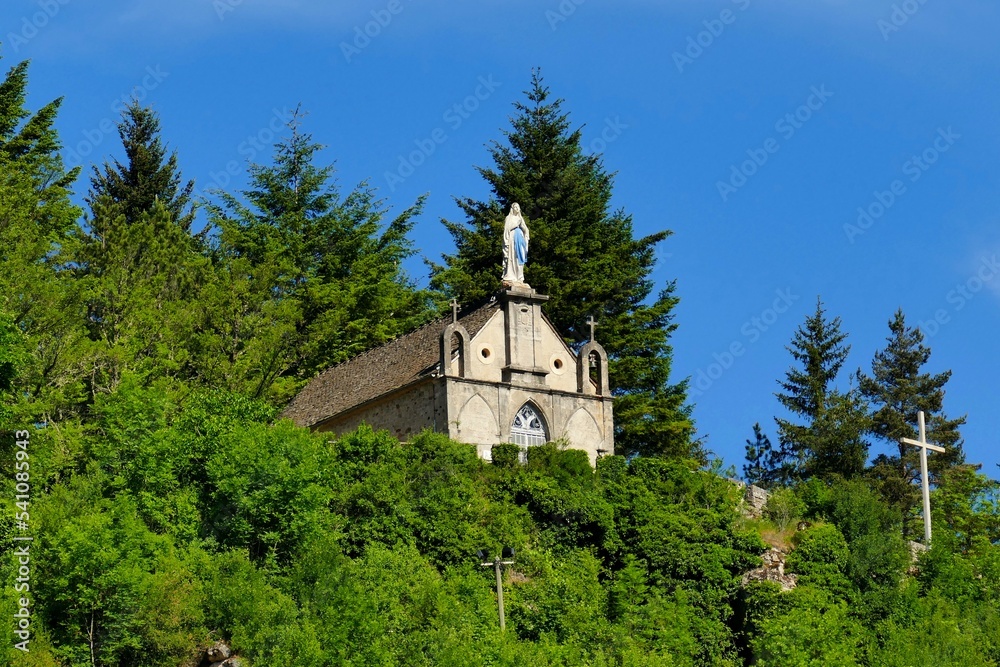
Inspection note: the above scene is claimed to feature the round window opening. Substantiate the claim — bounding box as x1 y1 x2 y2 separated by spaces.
553 358 563 370
478 344 495 364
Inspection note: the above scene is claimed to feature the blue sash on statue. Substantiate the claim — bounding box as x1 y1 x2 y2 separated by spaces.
513 228 527 264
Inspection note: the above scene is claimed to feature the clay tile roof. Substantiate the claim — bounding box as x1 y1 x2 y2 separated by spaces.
281 300 500 428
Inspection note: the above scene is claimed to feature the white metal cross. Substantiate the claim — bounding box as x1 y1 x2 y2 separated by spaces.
900 410 945 545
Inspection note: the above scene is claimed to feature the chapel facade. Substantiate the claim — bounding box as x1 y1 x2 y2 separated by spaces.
281 285 615 465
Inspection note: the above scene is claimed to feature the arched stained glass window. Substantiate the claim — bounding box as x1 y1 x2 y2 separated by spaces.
510 403 547 448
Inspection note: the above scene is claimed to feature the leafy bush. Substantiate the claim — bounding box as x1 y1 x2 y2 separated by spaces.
752 587 866 666
828 479 908 591
491 443 521 468
764 487 806 532
796 477 833 519
786 523 851 595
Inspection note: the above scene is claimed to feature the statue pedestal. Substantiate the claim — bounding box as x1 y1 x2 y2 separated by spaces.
499 286 550 387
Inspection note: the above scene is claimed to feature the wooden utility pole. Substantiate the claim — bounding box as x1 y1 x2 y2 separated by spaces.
494 557 506 631
479 548 515 631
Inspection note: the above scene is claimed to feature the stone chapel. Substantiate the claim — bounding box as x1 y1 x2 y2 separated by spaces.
281 284 615 465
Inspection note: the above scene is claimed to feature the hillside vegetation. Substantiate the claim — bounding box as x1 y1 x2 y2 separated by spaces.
3 397 999 665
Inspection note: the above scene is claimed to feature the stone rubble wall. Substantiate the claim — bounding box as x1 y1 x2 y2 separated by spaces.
741 547 798 591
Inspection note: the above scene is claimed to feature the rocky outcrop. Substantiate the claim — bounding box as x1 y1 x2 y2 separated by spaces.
738 483 771 519
741 547 798 591
206 642 232 663
199 641 243 667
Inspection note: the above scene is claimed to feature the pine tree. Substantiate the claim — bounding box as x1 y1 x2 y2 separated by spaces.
0 57 86 419
74 104 204 394
0 60 79 220
203 112 432 401
744 422 783 488
430 71 693 459
0 57 81 284
87 101 195 231
806 390 870 480
858 310 965 521
775 298 867 481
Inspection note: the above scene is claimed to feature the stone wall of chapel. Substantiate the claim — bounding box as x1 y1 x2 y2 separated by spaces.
445 377 613 466
463 310 582 395
453 388 502 449
309 374 613 466
313 380 446 441
534 317 580 393
464 312 505 384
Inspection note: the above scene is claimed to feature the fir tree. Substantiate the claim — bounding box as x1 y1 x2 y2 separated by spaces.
858 310 966 521
744 422 783 488
0 59 79 221
74 104 204 394
0 57 85 419
430 71 693 459
806 390 870 480
775 298 867 481
87 101 195 231
204 111 432 401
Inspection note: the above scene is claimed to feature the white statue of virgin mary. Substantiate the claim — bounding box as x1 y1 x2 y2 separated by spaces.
502 202 529 285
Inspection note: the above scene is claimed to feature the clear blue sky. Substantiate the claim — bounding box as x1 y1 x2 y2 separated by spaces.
4 0 998 478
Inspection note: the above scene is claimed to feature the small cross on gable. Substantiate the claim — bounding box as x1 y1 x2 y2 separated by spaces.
450 298 461 323
587 315 598 342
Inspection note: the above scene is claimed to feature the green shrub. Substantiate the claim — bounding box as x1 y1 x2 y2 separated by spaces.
764 487 806 532
787 523 851 595
828 479 908 591
752 588 866 666
491 443 521 469
796 477 832 519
